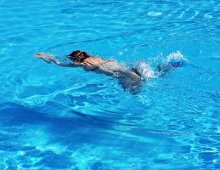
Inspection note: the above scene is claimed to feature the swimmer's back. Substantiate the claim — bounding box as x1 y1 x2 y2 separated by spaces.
96 60 124 76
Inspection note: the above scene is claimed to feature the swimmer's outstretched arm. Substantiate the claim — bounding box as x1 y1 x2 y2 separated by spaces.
35 53 78 67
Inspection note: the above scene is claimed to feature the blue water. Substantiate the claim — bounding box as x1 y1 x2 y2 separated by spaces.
0 0 220 169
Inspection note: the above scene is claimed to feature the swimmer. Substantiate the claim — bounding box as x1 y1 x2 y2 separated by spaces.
35 50 186 94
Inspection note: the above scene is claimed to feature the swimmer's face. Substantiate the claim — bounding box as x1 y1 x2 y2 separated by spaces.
68 50 90 63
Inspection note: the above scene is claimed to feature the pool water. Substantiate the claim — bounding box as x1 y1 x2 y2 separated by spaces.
0 0 220 169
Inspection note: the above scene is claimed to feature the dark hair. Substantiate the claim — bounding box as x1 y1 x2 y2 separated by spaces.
68 50 91 62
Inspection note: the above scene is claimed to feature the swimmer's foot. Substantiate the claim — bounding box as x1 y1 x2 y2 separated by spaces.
35 52 55 63
157 52 187 76
167 51 188 67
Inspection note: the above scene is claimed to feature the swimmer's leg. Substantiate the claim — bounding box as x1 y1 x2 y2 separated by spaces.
135 62 156 79
117 71 142 95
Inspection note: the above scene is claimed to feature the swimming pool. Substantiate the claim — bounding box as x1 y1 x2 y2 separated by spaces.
0 0 220 169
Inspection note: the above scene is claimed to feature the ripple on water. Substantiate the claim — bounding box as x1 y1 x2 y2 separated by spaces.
147 11 163 17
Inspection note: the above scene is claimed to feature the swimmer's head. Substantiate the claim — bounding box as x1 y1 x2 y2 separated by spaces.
68 50 91 63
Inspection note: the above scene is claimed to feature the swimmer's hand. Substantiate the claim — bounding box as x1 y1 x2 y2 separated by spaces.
35 53 55 63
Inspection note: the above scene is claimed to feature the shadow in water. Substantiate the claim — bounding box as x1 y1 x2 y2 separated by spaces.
0 102 177 146
0 102 198 169
0 102 140 146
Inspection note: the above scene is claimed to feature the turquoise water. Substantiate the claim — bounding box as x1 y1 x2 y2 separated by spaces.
0 0 220 169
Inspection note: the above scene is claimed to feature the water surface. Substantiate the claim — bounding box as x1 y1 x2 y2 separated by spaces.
0 0 220 169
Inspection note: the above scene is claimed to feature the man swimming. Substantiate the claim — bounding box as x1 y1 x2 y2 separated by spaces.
35 50 186 94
